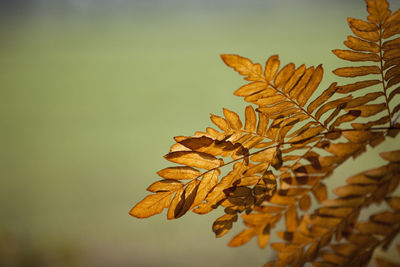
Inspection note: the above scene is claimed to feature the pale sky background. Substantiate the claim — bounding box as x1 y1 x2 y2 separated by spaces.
1 0 400 266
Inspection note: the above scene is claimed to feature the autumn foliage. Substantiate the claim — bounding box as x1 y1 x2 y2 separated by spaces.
130 0 400 266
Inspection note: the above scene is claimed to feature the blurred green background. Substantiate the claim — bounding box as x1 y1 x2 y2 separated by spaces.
1 0 400 266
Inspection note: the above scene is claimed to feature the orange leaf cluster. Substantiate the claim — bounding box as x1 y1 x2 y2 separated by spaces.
130 0 400 266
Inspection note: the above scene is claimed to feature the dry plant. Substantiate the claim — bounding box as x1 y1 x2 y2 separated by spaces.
130 0 400 266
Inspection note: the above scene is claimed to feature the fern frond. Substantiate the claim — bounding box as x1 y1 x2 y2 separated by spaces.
130 1 400 265
264 149 400 266
333 0 400 126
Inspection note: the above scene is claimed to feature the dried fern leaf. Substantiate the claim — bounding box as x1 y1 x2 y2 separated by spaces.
212 213 238 237
266 149 400 266
130 191 174 218
344 35 380 53
221 54 263 81
234 81 267 97
333 0 400 125
164 151 223 170
333 66 381 77
157 166 201 180
147 179 183 193
336 79 381 93
332 49 380 62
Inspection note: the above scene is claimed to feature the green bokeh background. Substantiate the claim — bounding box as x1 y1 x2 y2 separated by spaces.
1 0 400 266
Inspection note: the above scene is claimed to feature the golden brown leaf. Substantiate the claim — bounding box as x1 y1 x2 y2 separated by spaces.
258 223 271 249
323 142 364 157
178 136 235 157
383 23 400 39
191 169 220 209
289 125 324 143
174 179 200 218
297 65 324 106
383 36 400 51
257 95 287 106
228 228 257 247
130 192 174 218
288 66 314 100
383 48 400 61
245 162 270 176
315 96 352 120
346 173 378 184
269 192 296 205
299 194 312 211
264 55 280 83
366 0 391 25
288 121 320 138
223 108 243 130
371 211 400 224
167 187 184 219
388 76 400 90
342 130 378 143
221 54 263 81
274 63 295 89
384 58 400 70
344 35 380 53
347 103 387 117
323 106 341 126
347 233 380 246
164 151 223 170
243 136 265 149
333 66 381 77
330 111 360 128
336 80 381 93
282 175 320 186
307 82 337 113
351 116 390 129
312 182 328 203
321 253 348 265
277 231 313 245
258 101 295 115
157 166 201 180
210 114 230 132
244 105 257 133
285 205 298 231
332 49 380 62
202 162 246 207
348 17 379 32
270 243 299 253
350 27 380 42
257 112 269 136
205 127 224 140
330 243 359 257
250 147 277 162
380 150 400 162
346 92 384 108
333 184 377 197
282 64 306 93
385 8 400 27
147 179 183 193
317 207 353 218
355 221 393 235
234 81 268 97
212 213 238 237
385 66 400 81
